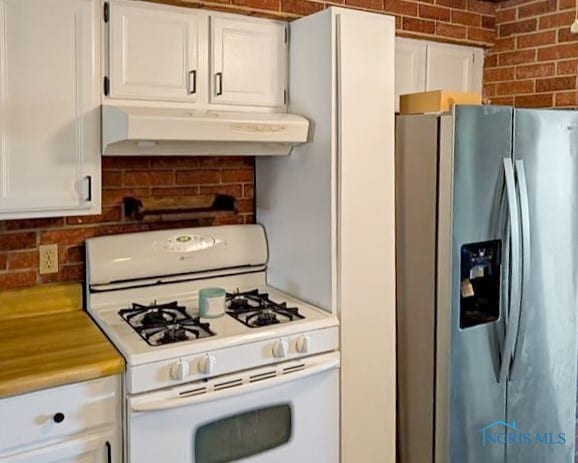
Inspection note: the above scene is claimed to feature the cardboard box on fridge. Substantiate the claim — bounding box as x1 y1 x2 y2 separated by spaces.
399 90 482 115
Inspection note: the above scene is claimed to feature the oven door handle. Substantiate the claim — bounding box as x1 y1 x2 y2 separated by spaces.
130 353 340 413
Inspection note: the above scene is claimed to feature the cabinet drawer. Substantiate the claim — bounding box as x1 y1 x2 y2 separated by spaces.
0 376 119 455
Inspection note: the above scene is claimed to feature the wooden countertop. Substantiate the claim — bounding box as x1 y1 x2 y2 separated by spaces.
0 284 124 398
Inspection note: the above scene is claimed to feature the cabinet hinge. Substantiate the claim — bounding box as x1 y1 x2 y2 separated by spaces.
104 76 110 96
104 2 110 23
283 89 287 105
284 26 288 44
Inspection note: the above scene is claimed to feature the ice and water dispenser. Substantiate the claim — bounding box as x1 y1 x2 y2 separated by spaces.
460 240 502 329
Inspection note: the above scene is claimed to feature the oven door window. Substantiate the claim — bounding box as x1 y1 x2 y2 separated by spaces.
194 404 292 463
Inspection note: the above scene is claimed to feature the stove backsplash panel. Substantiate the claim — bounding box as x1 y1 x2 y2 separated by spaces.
0 156 255 291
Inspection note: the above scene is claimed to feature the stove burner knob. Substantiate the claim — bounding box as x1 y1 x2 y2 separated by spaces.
170 360 190 381
272 339 289 358
296 336 310 353
198 354 216 375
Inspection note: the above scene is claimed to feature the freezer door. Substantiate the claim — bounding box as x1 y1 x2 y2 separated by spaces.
506 109 578 463
445 105 513 463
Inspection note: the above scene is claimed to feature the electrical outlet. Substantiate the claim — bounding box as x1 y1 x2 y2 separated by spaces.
39 244 59 274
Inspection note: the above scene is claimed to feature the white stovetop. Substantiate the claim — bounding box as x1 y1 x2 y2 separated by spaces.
88 278 337 366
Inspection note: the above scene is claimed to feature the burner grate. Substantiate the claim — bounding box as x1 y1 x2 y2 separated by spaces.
119 301 215 346
226 290 305 328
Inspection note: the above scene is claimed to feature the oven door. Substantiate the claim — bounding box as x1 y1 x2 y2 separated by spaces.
127 352 339 463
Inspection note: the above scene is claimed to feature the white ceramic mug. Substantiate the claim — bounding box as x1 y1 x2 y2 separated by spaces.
199 287 226 318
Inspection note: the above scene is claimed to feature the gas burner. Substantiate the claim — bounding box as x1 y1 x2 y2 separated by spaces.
119 301 215 346
226 289 305 328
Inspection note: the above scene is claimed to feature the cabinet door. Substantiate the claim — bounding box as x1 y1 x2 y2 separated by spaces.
109 0 200 102
1 432 117 463
426 42 481 93
210 16 287 107
0 0 100 219
394 38 427 112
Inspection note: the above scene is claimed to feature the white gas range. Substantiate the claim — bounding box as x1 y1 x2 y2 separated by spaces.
85 224 340 463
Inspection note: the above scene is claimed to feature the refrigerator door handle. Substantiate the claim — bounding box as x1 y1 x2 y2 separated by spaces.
510 160 531 374
499 158 523 383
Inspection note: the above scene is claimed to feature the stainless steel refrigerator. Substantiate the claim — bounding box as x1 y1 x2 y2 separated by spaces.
396 105 578 463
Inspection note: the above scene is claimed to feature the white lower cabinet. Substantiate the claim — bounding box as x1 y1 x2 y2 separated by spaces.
0 376 121 463
0 0 101 220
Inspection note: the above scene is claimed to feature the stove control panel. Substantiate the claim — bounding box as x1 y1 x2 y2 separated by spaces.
127 325 339 393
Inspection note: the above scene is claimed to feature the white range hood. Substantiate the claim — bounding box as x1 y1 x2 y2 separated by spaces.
102 106 310 156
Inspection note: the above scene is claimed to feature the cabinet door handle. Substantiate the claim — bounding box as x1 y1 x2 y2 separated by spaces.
85 175 92 202
53 412 65 423
188 70 197 94
215 72 223 96
105 441 112 463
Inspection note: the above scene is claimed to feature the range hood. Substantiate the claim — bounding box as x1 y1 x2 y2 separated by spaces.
102 106 310 156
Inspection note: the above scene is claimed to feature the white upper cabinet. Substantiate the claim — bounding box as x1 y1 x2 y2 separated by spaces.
426 41 483 93
395 38 427 112
394 37 484 112
108 1 202 102
210 16 287 107
0 0 101 219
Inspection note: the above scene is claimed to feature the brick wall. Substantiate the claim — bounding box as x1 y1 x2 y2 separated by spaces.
0 0 497 291
485 0 578 107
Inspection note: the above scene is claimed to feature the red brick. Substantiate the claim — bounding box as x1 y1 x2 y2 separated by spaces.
0 271 37 290
5 218 64 231
467 0 495 15
102 188 150 206
468 27 494 43
403 17 436 34
281 0 322 15
559 0 575 9
102 156 150 169
345 0 382 9
537 43 578 61
176 170 221 185
61 246 84 264
499 19 537 37
151 187 199 196
0 232 36 251
489 96 515 105
419 4 450 21
481 15 496 29
243 184 255 198
384 0 417 16
485 54 498 68
436 22 468 40
555 91 578 106
213 215 245 226
199 184 244 197
484 66 516 82
125 170 174 186
557 59 578 75
222 169 254 183
436 0 465 8
496 80 535 96
102 171 123 188
557 28 578 43
496 7 517 23
0 254 7 270
493 37 516 52
498 49 536 66
518 0 557 18
40 264 84 285
483 83 497 98
538 11 575 30
517 30 556 48
244 214 256 224
231 0 280 11
535 76 576 92
40 227 100 246
237 199 254 214
514 93 554 107
451 10 481 27
7 251 39 270
66 207 122 225
150 157 200 169
198 157 253 168
516 62 555 79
